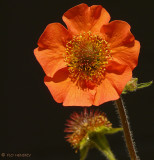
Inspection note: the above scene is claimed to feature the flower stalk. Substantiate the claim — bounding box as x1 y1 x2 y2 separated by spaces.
115 97 139 160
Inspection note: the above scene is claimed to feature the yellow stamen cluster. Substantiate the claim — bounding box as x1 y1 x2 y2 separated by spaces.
64 32 112 86
65 109 112 149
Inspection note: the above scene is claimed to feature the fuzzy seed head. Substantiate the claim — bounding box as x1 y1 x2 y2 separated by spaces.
65 109 112 149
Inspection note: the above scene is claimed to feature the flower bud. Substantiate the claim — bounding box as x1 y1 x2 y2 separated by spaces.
122 78 152 94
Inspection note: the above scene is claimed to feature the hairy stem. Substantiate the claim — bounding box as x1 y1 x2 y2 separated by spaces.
115 97 139 160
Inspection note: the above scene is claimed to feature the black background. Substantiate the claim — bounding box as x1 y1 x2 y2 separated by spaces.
3 0 154 160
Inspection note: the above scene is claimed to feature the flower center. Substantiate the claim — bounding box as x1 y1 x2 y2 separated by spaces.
64 32 111 86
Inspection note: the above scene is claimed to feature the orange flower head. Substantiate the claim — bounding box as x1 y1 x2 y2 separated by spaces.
65 109 112 149
34 3 140 106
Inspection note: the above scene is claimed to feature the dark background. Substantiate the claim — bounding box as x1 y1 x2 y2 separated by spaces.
3 0 154 159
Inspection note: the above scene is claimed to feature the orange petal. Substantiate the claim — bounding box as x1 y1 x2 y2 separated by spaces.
63 3 110 35
44 69 96 106
37 23 70 49
106 61 132 95
34 48 66 77
93 78 119 106
63 85 96 107
111 40 140 70
101 20 135 48
94 61 132 106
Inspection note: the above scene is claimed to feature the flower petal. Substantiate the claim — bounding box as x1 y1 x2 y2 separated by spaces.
37 23 70 49
63 3 110 35
63 85 96 107
101 20 135 48
106 60 132 95
44 68 70 103
34 23 71 77
94 61 132 106
94 78 119 106
111 40 140 70
34 48 66 77
44 69 96 106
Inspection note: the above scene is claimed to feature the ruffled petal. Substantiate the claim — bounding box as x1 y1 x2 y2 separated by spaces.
38 23 70 49
111 40 140 70
94 60 132 106
63 3 110 35
34 48 66 77
34 23 71 77
101 20 135 48
44 69 96 106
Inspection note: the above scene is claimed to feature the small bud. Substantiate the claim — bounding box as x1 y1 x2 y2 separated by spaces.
122 78 153 94
122 78 138 94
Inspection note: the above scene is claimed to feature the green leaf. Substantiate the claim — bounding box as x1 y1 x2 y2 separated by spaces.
137 81 153 89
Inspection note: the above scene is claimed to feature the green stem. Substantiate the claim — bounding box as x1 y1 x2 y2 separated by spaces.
90 133 116 160
115 97 139 160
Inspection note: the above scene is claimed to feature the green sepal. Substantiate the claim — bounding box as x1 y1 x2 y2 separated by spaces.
79 127 122 160
103 127 123 134
90 126 123 135
137 81 153 89
122 91 127 94
89 132 117 160
79 138 91 160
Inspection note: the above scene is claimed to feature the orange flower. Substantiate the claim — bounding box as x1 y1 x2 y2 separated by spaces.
34 3 140 106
